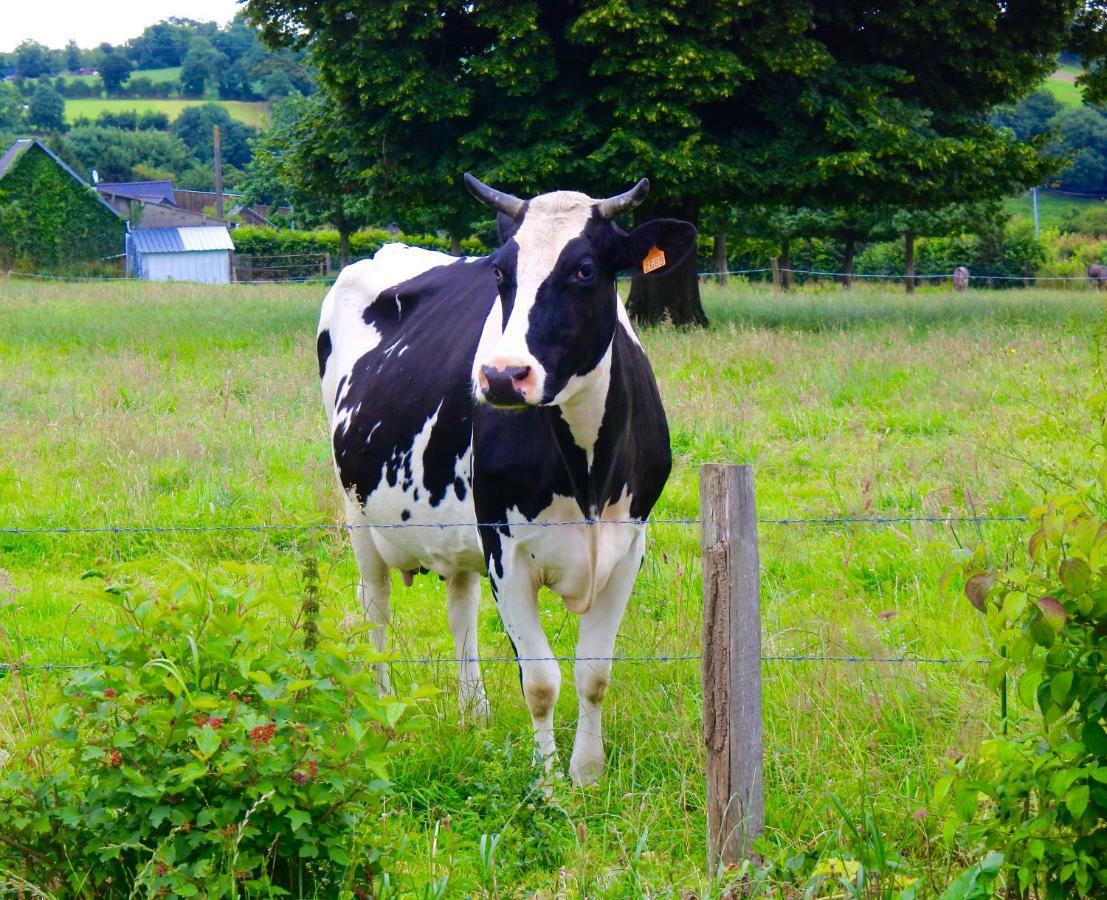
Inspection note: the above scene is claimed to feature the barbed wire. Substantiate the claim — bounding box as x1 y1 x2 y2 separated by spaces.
0 513 1027 536
0 652 989 674
6 266 1104 285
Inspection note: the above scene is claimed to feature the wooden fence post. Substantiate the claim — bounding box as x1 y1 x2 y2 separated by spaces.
701 463 764 873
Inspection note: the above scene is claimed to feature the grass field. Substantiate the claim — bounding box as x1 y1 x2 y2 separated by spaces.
65 97 271 128
62 66 183 86
1003 188 1101 229
1 279 1104 894
1044 62 1085 106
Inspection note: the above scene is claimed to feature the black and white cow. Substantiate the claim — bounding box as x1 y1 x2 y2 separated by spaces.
318 174 695 784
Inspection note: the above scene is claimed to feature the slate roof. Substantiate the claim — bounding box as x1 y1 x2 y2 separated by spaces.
131 226 234 254
0 138 121 218
97 181 176 205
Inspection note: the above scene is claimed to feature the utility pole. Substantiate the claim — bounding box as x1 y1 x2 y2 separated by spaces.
213 125 224 219
1032 187 1039 239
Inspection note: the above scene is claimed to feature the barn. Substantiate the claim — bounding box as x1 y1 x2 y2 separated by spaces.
127 226 235 284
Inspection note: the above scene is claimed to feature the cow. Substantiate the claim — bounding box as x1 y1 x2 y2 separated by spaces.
1089 263 1107 288
952 266 969 292
317 174 696 784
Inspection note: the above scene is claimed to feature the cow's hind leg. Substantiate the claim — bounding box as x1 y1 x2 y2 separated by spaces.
569 530 645 786
446 571 489 723
350 524 392 695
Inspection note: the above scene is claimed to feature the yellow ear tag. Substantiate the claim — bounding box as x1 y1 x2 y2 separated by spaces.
642 245 667 274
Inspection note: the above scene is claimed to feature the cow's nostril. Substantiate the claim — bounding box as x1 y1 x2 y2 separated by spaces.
508 365 530 383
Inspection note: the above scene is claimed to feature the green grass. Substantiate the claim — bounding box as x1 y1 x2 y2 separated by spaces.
1 279 1105 894
1003 188 1100 229
65 97 271 128
62 66 182 86
1044 62 1085 107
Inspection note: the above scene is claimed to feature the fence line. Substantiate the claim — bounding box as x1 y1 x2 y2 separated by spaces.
0 512 1027 536
6 266 1103 285
0 653 989 674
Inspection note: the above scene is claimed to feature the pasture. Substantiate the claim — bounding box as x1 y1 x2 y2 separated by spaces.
0 278 1103 895
64 98 271 128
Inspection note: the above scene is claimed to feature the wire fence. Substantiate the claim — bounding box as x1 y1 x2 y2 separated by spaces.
6 265 1106 286
0 509 1023 675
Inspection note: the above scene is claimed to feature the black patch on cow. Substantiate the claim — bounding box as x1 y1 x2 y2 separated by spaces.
331 258 497 509
401 509 411 521
317 329 332 379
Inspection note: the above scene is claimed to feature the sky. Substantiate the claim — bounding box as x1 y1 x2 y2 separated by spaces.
2 0 243 53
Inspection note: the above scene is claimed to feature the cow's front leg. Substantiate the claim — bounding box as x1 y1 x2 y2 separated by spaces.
349 520 392 695
569 529 644 785
445 571 490 723
490 549 560 772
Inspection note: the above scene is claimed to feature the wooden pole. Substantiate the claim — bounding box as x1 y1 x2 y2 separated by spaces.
213 125 224 219
701 463 764 873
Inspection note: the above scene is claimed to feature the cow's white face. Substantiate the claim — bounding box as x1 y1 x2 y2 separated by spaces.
466 177 696 409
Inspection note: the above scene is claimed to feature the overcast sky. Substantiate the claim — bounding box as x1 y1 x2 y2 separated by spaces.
3 0 244 53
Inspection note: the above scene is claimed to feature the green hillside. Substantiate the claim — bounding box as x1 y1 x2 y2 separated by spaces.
64 66 182 86
65 98 271 128
1043 62 1084 106
1003 189 1100 229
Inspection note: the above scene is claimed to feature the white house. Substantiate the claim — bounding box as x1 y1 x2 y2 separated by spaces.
127 226 235 284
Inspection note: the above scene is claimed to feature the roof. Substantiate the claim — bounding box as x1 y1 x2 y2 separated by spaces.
0 138 121 218
97 181 175 205
0 138 32 179
131 226 235 254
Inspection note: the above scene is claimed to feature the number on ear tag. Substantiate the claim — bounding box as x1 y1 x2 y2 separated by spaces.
642 246 667 274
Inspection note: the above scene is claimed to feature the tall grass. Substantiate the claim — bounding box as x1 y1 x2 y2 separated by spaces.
1 277 1103 894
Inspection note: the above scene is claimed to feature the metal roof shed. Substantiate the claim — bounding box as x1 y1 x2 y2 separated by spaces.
128 226 235 284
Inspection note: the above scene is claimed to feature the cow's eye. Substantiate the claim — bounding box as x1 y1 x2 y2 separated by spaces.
575 262 596 282
492 265 504 284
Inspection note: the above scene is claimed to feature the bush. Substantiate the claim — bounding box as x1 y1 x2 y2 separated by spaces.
941 434 1107 896
0 564 417 897
231 226 490 260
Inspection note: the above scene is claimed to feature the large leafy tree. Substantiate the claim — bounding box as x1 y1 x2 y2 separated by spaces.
27 82 66 133
97 46 133 96
242 93 375 266
244 0 1107 324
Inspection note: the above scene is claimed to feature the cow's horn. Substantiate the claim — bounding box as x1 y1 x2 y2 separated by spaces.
463 173 525 219
597 178 650 219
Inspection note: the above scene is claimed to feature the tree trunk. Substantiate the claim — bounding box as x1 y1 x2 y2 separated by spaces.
339 228 350 269
780 238 792 291
627 197 707 327
713 229 728 286
904 231 915 295
841 236 856 289
450 234 462 256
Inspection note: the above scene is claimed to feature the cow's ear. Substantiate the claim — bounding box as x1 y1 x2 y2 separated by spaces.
615 218 698 276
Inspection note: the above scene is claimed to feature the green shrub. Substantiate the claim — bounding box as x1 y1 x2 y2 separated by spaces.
231 226 490 262
0 564 417 897
941 445 1107 896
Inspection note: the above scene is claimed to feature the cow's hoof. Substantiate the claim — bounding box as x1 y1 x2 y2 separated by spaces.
568 749 605 786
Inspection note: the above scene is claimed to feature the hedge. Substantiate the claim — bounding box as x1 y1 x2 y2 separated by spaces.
232 226 490 260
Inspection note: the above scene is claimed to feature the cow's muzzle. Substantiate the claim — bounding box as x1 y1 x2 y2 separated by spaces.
479 363 533 407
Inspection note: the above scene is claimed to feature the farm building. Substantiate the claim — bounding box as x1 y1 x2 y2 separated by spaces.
127 225 235 284
0 138 124 272
97 181 230 230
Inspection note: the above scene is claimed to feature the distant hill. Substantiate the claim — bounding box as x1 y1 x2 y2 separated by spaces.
66 98 270 128
1043 63 1084 107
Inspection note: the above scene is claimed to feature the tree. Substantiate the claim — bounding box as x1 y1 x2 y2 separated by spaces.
64 40 82 73
15 41 52 79
0 83 23 132
242 93 373 266
27 82 66 133
180 37 226 97
244 0 1103 326
1052 107 1107 193
170 103 255 169
98 47 133 95
61 126 191 183
992 90 1063 141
